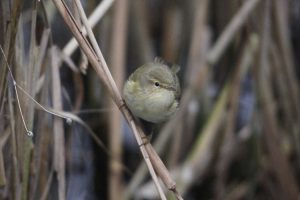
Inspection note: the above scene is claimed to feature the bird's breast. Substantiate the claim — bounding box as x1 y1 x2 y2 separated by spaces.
123 80 178 123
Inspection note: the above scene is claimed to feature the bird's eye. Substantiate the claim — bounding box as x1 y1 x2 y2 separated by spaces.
154 82 160 87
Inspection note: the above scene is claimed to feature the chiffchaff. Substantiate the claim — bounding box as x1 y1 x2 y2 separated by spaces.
123 60 180 123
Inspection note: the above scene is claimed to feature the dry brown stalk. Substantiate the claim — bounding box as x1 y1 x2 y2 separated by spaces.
207 0 260 65
51 0 183 199
106 0 128 199
0 128 10 186
50 47 66 200
125 0 261 197
63 0 115 57
254 0 300 199
215 34 259 199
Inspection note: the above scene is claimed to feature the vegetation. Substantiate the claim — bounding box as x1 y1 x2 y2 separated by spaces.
0 0 300 199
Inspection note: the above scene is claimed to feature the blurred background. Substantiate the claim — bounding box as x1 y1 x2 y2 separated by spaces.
1 0 300 199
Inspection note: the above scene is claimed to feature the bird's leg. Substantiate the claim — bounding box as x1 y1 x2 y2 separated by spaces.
140 130 154 146
139 119 155 145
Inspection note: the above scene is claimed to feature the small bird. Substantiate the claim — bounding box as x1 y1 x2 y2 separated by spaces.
123 60 180 123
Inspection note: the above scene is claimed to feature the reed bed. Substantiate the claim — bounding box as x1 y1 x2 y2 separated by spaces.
0 0 300 199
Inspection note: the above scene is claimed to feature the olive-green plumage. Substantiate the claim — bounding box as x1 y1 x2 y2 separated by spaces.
123 61 180 123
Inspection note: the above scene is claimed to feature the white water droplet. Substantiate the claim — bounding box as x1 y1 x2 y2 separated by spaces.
27 131 34 137
13 80 16 86
66 118 72 125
